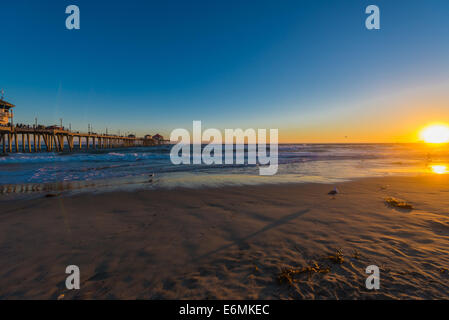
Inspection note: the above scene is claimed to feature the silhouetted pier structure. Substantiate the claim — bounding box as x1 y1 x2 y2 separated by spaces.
0 98 167 154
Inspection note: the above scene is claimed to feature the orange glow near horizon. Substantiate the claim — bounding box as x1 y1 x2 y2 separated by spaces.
420 124 449 144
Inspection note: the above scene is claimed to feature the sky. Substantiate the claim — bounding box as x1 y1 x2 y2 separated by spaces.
1 0 449 142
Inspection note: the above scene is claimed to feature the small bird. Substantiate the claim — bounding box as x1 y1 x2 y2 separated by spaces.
328 187 339 195
148 173 155 183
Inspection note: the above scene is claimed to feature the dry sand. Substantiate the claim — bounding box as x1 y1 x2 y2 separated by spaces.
1 175 449 299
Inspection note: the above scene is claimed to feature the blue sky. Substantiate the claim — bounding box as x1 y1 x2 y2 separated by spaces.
1 0 449 141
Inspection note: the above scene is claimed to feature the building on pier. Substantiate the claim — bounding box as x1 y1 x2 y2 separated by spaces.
0 98 15 126
153 134 164 142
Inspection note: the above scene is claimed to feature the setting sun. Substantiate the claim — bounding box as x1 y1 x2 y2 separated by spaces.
431 165 448 175
420 124 449 143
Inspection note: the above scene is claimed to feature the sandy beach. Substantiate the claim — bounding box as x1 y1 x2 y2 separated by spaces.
1 174 449 299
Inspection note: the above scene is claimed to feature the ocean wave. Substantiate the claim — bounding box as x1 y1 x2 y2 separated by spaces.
0 151 170 164
1 143 447 186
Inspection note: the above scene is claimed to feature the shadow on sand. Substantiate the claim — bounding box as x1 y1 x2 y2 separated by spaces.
195 209 310 261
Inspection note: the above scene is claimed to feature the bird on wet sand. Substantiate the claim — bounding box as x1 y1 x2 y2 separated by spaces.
328 187 339 195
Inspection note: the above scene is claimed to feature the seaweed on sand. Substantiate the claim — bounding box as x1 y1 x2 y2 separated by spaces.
385 197 413 210
278 262 330 285
327 249 344 264
351 249 361 260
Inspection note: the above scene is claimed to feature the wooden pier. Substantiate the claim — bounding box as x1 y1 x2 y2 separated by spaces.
0 126 165 154
0 97 168 154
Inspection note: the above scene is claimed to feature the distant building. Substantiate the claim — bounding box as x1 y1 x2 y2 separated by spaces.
46 125 64 130
128 134 136 138
153 134 164 141
0 98 15 126
144 134 153 140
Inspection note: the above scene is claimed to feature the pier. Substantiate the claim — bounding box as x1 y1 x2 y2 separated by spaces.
0 97 168 154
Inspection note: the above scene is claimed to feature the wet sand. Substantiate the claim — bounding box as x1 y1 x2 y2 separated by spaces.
1 175 449 299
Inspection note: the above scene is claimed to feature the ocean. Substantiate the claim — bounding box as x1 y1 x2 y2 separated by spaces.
0 143 448 195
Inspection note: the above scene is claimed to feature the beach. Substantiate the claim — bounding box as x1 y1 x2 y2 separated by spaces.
1 174 449 299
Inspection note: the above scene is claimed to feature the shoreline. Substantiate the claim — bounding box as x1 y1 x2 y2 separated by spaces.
0 169 437 202
1 175 449 299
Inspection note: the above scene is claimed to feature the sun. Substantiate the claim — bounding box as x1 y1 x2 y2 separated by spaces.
431 165 448 175
420 124 449 144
